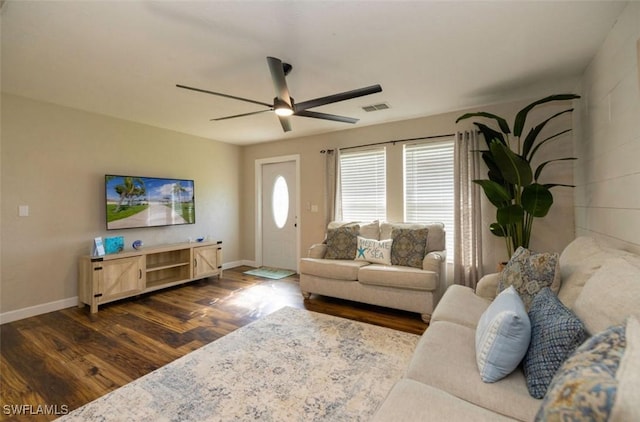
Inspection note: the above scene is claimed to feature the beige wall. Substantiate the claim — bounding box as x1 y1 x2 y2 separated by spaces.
0 93 581 320
242 99 577 275
1 94 242 316
575 1 640 253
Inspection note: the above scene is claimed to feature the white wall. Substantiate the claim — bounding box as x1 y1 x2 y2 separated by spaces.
575 1 640 253
0 94 242 320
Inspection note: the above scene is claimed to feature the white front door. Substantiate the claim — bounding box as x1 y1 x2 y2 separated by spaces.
261 160 298 271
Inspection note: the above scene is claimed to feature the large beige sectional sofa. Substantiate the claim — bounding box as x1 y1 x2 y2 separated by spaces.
373 236 640 421
300 221 447 323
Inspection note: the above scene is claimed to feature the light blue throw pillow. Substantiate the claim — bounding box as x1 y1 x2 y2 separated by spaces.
476 286 532 383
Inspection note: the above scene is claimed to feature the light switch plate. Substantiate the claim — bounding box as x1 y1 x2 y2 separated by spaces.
18 205 29 217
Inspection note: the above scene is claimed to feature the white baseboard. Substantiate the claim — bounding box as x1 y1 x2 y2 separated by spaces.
0 297 79 325
224 260 257 269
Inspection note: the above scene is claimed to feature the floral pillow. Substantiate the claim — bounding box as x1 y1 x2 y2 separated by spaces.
324 225 360 260
497 247 560 310
355 236 393 265
536 317 639 421
390 228 428 269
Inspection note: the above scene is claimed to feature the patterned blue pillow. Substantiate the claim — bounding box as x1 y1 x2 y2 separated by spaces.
523 288 588 398
535 322 627 421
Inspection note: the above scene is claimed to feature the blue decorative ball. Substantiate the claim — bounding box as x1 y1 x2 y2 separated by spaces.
132 240 143 250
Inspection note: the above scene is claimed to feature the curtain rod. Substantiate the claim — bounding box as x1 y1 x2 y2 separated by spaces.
320 133 455 153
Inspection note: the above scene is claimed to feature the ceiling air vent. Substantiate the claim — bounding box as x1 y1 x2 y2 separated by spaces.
362 103 390 112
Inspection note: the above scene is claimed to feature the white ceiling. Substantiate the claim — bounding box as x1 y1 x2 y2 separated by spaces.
1 1 627 145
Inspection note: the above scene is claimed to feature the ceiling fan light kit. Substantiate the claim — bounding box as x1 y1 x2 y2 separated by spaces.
274 98 294 116
177 56 382 132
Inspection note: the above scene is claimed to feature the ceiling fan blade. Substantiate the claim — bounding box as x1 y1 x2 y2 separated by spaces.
212 109 272 121
177 84 272 108
277 115 292 132
295 110 359 124
294 84 382 111
266 56 292 106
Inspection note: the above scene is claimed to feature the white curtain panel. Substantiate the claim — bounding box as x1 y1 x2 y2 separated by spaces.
326 149 342 223
453 131 484 288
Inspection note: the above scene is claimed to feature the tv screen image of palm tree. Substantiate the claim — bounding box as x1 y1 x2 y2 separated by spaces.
106 176 195 229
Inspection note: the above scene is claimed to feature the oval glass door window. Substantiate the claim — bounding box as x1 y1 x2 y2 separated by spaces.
272 176 289 228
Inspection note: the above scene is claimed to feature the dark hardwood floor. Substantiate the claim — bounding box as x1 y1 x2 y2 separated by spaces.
0 266 427 421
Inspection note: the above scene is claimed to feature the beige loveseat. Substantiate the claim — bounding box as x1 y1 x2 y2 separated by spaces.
373 236 640 421
299 221 447 323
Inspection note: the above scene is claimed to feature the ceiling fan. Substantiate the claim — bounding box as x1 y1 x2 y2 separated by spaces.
177 56 382 132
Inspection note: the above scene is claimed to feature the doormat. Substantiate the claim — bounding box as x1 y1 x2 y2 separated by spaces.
243 267 296 280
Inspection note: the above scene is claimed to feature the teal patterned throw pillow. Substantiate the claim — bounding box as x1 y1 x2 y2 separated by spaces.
390 228 428 269
324 225 360 260
498 247 560 310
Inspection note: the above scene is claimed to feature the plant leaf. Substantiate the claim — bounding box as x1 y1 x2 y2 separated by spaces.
544 183 576 189
528 129 572 160
456 112 511 134
490 141 532 186
534 157 577 181
474 122 507 149
481 151 505 183
522 183 554 217
473 180 511 207
513 94 580 137
489 222 507 237
522 109 574 160
497 204 524 225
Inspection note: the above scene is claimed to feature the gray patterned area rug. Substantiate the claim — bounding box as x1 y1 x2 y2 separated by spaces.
60 306 419 421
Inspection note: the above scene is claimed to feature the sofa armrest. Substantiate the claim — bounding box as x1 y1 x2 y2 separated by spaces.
475 273 501 300
423 251 445 272
308 243 327 259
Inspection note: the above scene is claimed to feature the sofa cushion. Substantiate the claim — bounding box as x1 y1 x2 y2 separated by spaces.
476 286 531 383
328 220 380 240
556 237 638 309
372 379 516 422
523 287 588 399
573 257 640 335
536 317 639 422
355 236 392 265
299 258 369 281
358 264 437 291
390 228 428 269
431 284 491 328
497 246 560 310
405 321 541 421
324 225 360 259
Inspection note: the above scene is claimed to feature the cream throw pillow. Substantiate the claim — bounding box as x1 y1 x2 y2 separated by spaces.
355 236 392 265
573 257 640 335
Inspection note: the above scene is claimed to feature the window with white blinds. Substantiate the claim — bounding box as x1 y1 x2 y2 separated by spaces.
340 148 386 221
404 139 455 261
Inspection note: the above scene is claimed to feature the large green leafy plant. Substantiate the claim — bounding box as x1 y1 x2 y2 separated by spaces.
456 94 580 260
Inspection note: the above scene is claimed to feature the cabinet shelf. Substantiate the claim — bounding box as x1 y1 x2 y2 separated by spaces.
146 261 190 272
78 241 222 313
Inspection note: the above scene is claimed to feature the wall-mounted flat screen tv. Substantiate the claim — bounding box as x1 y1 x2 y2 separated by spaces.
105 175 195 230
